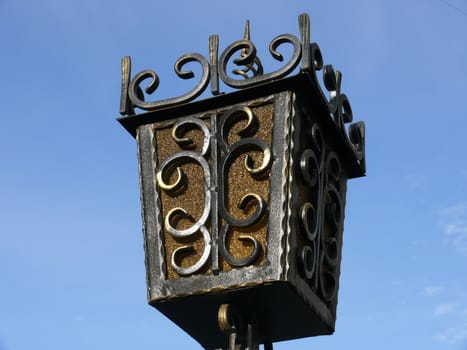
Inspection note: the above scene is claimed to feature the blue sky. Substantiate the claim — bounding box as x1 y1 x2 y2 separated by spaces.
1 0 467 349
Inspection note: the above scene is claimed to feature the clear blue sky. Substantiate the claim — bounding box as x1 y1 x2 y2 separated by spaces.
1 0 467 349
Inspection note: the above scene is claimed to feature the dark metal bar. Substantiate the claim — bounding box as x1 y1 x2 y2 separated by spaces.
210 113 220 274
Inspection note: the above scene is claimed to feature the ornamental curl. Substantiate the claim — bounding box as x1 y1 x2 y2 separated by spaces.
127 53 210 111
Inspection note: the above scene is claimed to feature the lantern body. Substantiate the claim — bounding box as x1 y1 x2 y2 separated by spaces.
120 74 364 349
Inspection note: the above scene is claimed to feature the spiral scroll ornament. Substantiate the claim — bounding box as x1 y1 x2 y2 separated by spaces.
156 118 212 276
218 106 272 267
297 124 346 303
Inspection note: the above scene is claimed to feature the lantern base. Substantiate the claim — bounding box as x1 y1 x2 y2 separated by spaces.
151 281 334 349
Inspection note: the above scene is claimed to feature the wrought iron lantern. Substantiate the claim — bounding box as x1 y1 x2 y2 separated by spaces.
118 13 365 349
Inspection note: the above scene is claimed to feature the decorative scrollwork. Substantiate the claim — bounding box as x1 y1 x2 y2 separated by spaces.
157 152 211 234
302 35 366 169
318 153 344 301
219 33 301 88
120 14 365 173
319 253 337 301
297 145 322 291
300 149 320 188
221 192 267 229
231 20 264 79
219 146 268 262
218 106 271 266
127 53 210 112
157 127 212 275
297 123 325 288
219 223 262 267
171 225 211 276
297 122 347 304
298 243 316 280
299 202 318 242
220 106 258 146
128 13 365 286
154 103 273 275
172 117 211 156
326 152 342 185
220 106 272 179
223 138 272 181
324 66 353 131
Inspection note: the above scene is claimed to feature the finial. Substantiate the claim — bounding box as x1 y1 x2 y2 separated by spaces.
240 20 251 58
243 20 251 41
234 19 263 79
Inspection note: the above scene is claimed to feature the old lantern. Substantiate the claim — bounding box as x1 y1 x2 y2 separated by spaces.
118 13 366 349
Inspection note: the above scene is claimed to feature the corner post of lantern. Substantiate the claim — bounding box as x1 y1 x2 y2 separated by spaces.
118 13 366 350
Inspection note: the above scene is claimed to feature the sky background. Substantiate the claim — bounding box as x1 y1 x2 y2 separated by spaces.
1 0 467 349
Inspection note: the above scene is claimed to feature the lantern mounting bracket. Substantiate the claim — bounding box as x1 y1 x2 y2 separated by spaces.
217 303 273 350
